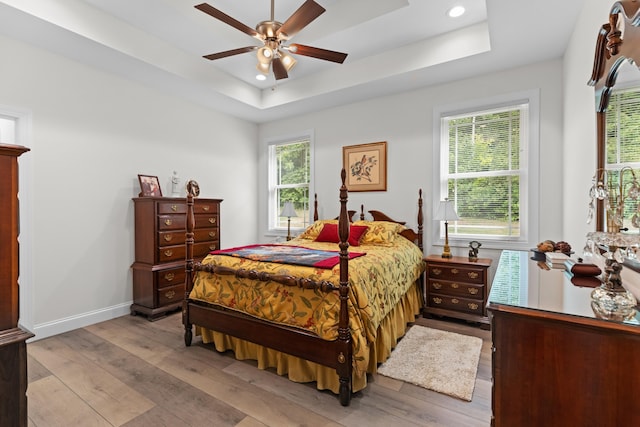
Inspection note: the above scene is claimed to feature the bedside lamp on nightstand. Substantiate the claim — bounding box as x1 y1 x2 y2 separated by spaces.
280 201 297 241
434 198 459 258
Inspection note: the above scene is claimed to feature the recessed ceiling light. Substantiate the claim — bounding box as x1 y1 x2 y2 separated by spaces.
256 74 267 81
447 5 465 18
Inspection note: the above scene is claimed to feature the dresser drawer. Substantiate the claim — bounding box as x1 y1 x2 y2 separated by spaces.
158 230 185 246
158 214 186 231
158 201 186 214
194 227 218 242
428 280 484 300
194 213 218 228
157 244 186 263
156 267 186 287
157 283 184 307
428 293 484 315
428 264 485 285
194 241 218 257
194 201 219 214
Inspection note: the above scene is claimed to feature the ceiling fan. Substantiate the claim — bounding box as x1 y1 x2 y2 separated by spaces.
195 0 348 81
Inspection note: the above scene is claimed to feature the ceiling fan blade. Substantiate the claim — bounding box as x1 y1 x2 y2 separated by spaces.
203 46 258 60
277 0 325 39
195 3 261 39
288 44 348 63
272 57 289 80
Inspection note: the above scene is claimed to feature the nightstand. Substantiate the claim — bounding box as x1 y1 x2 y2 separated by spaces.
423 254 492 328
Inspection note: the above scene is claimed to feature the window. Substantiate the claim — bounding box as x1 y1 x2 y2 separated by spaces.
434 91 539 248
268 133 313 234
603 85 640 229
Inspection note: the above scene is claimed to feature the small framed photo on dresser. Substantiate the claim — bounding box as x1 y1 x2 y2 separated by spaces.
138 174 162 197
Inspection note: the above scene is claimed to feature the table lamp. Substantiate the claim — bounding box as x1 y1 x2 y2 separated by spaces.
280 201 297 241
434 198 459 258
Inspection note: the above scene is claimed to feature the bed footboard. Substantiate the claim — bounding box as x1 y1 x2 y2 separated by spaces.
183 169 353 406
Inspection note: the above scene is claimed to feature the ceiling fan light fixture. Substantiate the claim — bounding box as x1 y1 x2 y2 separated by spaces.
447 5 465 18
279 50 297 71
257 46 273 64
256 61 270 74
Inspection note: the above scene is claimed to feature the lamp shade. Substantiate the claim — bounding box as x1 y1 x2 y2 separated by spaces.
433 199 460 221
279 201 297 218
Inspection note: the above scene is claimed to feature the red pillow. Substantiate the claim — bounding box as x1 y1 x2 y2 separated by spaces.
315 223 368 246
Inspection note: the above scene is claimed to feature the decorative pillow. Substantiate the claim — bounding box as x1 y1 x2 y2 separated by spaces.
315 223 369 246
298 220 338 240
353 220 407 245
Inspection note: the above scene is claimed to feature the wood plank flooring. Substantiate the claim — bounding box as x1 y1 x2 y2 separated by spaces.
27 313 492 426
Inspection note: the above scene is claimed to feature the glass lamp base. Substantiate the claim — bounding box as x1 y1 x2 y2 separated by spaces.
591 285 637 319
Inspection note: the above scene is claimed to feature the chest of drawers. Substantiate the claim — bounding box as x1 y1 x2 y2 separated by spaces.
131 197 222 320
423 254 492 328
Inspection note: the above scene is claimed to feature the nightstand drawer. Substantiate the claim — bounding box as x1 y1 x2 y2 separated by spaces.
428 265 485 284
428 280 484 300
428 294 484 315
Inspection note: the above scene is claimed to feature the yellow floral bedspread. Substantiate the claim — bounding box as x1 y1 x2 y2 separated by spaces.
189 234 425 376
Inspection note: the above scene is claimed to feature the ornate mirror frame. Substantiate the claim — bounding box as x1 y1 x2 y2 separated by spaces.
588 0 640 231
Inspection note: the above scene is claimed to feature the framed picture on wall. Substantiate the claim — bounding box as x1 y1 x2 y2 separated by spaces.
138 174 163 197
342 141 387 192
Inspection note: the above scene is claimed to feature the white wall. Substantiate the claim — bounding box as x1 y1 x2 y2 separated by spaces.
563 0 640 299
0 35 258 339
258 59 565 273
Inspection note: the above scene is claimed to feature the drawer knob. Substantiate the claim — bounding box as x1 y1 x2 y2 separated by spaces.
468 287 479 295
432 297 442 304
450 283 459 289
171 204 178 212
163 234 173 242
165 290 176 299
209 231 216 238
451 268 459 275
468 272 479 279
164 273 175 282
164 249 173 257
451 298 459 304
208 217 216 224
468 302 479 310
432 268 442 276
164 218 172 226
432 282 442 290
203 205 210 211
209 244 217 250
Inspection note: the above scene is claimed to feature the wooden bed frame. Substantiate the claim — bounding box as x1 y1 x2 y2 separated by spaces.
182 169 423 406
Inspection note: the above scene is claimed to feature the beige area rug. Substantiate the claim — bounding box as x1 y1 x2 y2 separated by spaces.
377 325 483 401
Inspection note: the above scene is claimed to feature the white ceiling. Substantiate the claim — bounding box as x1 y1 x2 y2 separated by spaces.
0 0 587 123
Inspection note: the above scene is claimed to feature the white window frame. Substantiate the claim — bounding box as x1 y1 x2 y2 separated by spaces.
266 130 314 236
432 90 540 251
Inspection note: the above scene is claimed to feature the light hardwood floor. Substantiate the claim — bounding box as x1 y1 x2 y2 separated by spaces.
27 313 492 427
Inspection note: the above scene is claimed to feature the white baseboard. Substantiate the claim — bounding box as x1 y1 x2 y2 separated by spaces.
26 302 133 342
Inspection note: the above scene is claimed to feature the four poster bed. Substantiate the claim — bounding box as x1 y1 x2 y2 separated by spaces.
182 169 425 405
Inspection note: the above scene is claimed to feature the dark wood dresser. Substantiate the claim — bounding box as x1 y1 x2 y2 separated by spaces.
488 250 640 427
131 197 222 320
423 254 492 328
0 144 34 427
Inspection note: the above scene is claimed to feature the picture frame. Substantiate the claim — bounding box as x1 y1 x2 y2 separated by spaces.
342 141 387 192
138 174 163 197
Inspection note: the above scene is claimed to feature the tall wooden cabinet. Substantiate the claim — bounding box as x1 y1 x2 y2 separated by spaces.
131 197 222 320
0 144 33 427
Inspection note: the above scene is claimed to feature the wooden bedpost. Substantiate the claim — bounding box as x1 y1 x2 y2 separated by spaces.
313 193 318 222
359 204 365 220
337 168 352 406
417 189 424 252
183 181 196 346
